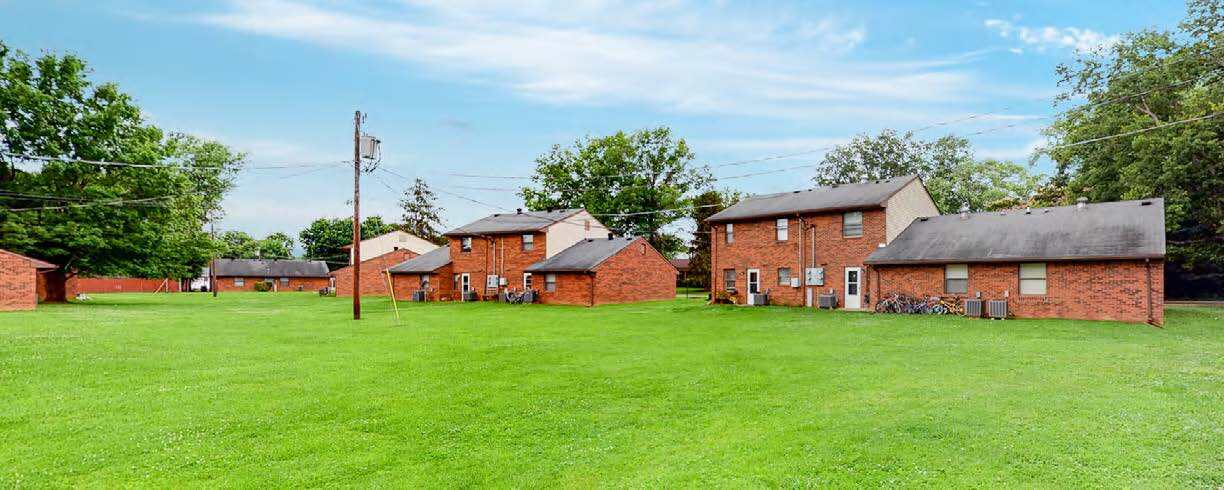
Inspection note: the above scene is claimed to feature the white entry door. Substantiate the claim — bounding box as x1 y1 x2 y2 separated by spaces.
460 273 471 293
844 267 862 309
746 269 761 295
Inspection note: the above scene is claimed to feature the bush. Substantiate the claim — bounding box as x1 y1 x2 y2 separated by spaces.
253 282 272 292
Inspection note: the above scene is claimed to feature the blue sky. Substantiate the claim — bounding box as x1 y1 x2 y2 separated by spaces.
1 0 1187 243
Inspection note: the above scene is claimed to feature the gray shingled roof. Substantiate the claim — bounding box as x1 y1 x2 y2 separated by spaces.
707 175 917 222
387 246 451 274
525 237 640 272
865 199 1166 264
444 209 584 236
212 258 331 278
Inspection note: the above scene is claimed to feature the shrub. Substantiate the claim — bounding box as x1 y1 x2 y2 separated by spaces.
253 281 272 292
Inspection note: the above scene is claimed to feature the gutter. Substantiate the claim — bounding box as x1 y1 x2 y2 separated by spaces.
865 254 1166 265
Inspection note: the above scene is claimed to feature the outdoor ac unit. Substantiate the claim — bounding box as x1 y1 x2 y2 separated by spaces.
964 299 983 317
817 294 837 309
747 293 769 306
462 291 479 302
987 300 1008 319
522 290 536 304
412 290 427 302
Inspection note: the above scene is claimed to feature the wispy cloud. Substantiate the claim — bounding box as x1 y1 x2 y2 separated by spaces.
190 0 991 121
984 19 1119 54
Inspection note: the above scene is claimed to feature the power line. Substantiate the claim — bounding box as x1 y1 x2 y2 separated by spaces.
1038 111 1224 152
2 152 349 170
3 196 175 212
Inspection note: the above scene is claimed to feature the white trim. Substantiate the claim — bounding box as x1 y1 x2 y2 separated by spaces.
746 268 761 295
844 267 862 309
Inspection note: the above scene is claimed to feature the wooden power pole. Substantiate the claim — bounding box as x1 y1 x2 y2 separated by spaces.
210 221 218 298
352 110 362 320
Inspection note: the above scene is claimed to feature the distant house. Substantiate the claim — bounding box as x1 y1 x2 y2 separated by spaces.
211 258 331 292
342 230 439 265
524 236 677 306
387 246 454 301
866 198 1166 325
331 249 420 297
0 248 63 311
670 258 691 286
444 208 610 299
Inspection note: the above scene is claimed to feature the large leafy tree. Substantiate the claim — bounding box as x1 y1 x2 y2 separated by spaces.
814 130 1042 213
1045 0 1223 276
686 189 741 289
0 42 242 278
298 216 395 270
258 232 295 259
520 127 712 257
398 178 446 244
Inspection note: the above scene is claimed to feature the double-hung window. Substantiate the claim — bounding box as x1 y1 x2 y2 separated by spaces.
522 234 534 251
420 274 430 289
944 264 968 294
1019 263 1047 295
234 278 245 287
544 274 557 292
776 218 789 241
842 211 863 237
777 267 791 286
725 223 734 244
523 273 533 290
280 277 290 287
723 269 736 292
460 237 472 252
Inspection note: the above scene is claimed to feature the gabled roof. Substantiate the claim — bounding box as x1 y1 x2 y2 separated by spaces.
670 258 690 271
865 199 1166 264
387 246 451 274
707 175 917 222
212 258 331 278
0 249 57 270
443 209 584 236
526 236 640 273
341 230 439 255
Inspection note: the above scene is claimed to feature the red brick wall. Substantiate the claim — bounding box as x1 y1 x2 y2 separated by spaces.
67 277 181 294
333 249 419 297
536 272 593 305
712 209 886 307
214 276 329 292
0 251 37 311
450 232 545 300
389 264 456 301
872 260 1164 324
592 238 677 305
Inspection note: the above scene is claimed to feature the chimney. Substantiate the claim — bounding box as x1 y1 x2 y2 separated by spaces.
607 232 615 240
959 203 970 220
1076 197 1088 210
516 208 522 214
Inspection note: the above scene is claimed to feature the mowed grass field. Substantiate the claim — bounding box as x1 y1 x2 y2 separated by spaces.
1 293 1221 487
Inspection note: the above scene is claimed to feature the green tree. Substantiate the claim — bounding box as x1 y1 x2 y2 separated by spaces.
298 216 394 270
815 130 1042 212
686 189 741 289
219 231 259 259
0 43 242 278
398 178 446 244
521 127 712 257
258 232 295 259
1045 0 1223 271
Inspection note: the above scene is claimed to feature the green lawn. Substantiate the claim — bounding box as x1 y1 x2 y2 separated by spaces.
1 294 1221 487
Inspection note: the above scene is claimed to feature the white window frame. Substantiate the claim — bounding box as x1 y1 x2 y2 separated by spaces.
420 274 430 289
842 211 863 237
460 273 471 293
777 267 791 286
234 278 245 287
544 273 557 292
776 218 789 241
945 264 968 294
522 234 534 251
280 277 290 286
460 237 472 252
1019 263 1047 295
725 223 734 244
523 272 533 290
723 269 736 292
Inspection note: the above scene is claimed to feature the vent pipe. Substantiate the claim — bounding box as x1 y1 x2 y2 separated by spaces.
516 208 522 214
607 232 615 240
1076 197 1088 210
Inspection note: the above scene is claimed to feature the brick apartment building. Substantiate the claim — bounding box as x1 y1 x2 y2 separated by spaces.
387 246 454 301
332 248 423 297
866 198 1166 325
444 208 610 299
707 175 938 308
0 248 62 311
211 258 331 292
525 236 677 306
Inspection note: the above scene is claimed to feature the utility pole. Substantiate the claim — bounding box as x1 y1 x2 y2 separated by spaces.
210 221 217 298
352 110 362 320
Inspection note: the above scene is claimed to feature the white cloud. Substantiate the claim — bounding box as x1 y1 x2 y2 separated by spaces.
976 137 1048 161
191 0 991 121
697 137 849 154
984 19 1119 54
